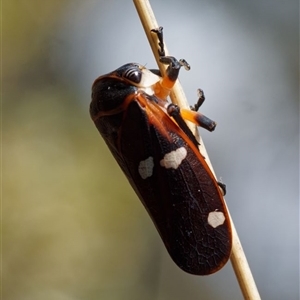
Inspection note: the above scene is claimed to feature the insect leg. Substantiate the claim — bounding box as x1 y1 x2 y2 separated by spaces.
151 26 190 88
180 108 216 132
217 182 227 196
167 103 199 148
191 89 205 111
151 26 165 56
151 27 191 73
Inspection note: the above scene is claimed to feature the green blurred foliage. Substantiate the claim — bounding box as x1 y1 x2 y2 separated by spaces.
3 1 161 299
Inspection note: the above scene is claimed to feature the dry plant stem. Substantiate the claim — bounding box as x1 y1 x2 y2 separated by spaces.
133 0 261 300
230 221 261 300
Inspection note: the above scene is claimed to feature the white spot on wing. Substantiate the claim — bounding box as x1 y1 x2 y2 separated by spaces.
138 156 154 179
207 211 225 228
160 147 187 169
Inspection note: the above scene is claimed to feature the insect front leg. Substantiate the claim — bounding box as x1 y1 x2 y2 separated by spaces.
151 26 165 56
151 27 190 99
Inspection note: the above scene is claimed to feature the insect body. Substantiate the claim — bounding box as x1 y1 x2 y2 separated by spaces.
90 28 232 275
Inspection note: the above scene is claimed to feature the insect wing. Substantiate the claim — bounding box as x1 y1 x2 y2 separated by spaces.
100 93 232 275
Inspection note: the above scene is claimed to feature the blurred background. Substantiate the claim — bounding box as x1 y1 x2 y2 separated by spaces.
3 0 299 299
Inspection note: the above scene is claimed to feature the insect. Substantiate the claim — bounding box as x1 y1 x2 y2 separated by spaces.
90 27 232 275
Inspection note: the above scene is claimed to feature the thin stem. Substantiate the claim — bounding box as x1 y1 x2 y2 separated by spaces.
132 1 261 299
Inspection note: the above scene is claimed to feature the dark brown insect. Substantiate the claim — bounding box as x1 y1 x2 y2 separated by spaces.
90 27 232 275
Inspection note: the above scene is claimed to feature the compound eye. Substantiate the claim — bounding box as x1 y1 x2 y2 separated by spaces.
123 66 142 84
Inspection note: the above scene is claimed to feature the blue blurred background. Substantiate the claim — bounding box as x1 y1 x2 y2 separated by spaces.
3 0 299 299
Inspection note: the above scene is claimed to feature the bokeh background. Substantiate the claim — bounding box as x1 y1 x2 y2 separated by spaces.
3 0 299 299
